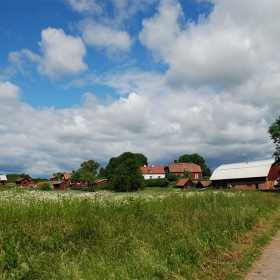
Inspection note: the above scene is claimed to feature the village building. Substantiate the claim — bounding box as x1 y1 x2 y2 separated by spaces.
164 161 202 179
140 165 165 179
210 159 280 189
196 180 212 189
0 175 7 186
175 179 195 189
60 172 72 187
15 178 37 188
93 178 107 187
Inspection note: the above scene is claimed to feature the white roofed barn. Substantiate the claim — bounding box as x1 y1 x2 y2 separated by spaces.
210 159 279 190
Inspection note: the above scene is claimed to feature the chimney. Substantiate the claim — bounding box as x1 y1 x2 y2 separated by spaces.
174 160 177 163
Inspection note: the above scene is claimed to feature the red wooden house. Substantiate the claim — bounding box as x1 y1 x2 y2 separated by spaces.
15 178 37 188
165 161 202 179
53 181 66 190
60 172 72 187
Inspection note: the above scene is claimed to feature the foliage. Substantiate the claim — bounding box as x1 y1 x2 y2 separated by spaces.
182 170 192 179
53 172 62 179
165 174 178 182
70 169 96 186
37 182 52 191
268 116 280 186
6 173 31 183
0 190 280 279
145 178 169 187
103 152 148 179
134 153 148 166
178 153 212 177
80 160 100 175
110 157 146 191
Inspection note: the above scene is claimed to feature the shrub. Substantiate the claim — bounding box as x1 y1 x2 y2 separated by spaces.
165 174 178 182
38 182 52 191
145 178 169 187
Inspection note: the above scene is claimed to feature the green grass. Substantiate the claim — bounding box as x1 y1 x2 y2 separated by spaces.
0 189 280 279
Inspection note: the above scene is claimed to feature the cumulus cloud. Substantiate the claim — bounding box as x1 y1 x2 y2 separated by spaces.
139 0 280 89
0 81 21 102
9 28 87 79
2 0 280 177
80 20 132 53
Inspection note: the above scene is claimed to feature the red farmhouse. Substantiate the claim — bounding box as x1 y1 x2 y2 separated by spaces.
16 178 37 188
164 161 202 179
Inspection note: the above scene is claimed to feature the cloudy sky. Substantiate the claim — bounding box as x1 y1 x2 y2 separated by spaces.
1 0 280 178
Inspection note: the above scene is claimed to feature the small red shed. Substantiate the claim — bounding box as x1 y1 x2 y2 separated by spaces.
175 179 195 189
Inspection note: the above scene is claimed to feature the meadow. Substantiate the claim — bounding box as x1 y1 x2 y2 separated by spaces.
1 188 280 279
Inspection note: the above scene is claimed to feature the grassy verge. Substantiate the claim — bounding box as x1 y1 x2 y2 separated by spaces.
0 189 280 279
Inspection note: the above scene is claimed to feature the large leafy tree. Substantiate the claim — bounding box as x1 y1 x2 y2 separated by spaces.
178 153 212 177
105 152 146 191
71 159 100 186
269 116 280 187
70 169 96 186
80 160 100 175
269 116 280 166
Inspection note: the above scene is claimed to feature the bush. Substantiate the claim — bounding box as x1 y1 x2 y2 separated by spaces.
165 174 178 182
145 178 169 187
38 182 52 191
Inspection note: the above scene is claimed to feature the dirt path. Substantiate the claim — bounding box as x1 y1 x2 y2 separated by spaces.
244 229 280 279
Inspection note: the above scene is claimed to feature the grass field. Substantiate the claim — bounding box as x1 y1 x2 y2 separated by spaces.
1 188 280 279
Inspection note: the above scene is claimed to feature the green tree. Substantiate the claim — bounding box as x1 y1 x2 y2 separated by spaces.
80 160 100 175
111 157 146 192
70 169 96 186
105 152 146 192
268 116 280 186
103 152 148 180
178 153 212 177
135 153 148 166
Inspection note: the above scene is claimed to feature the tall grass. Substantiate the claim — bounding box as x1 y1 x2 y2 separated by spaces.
0 189 280 279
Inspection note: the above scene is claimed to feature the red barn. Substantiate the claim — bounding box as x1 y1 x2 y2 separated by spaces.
53 181 66 190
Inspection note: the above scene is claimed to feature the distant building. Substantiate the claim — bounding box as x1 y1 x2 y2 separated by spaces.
164 161 202 179
0 175 7 186
140 165 165 179
15 178 37 188
210 159 280 189
60 172 72 187
175 179 195 189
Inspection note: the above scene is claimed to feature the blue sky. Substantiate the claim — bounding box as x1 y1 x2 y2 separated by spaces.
1 0 280 178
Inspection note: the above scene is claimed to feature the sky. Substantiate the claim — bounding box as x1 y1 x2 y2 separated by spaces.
1 0 280 178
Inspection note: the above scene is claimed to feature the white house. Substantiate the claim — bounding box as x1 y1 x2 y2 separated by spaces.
140 165 165 180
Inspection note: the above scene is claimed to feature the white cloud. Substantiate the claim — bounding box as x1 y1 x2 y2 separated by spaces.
80 20 132 53
139 0 280 89
66 0 103 14
0 81 21 102
9 28 87 79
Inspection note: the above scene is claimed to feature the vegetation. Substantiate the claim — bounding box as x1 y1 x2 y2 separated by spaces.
178 153 212 177
269 116 280 186
1 189 280 279
145 178 169 187
103 152 147 191
70 160 100 186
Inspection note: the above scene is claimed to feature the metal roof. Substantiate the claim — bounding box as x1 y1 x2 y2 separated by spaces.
210 159 275 180
0 175 7 181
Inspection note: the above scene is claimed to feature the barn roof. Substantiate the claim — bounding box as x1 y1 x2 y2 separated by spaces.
140 166 165 174
176 179 194 187
166 162 202 173
210 159 275 180
0 175 7 181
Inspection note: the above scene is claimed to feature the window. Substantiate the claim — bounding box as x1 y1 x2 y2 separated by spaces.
247 184 251 187
150 176 152 179
195 174 198 179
